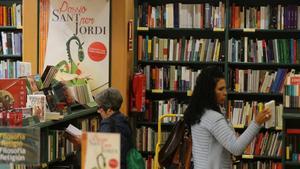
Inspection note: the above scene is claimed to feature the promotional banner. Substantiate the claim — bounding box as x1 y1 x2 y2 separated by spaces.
43 0 110 94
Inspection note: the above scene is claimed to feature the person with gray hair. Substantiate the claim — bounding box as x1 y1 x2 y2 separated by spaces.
95 87 132 169
95 87 123 118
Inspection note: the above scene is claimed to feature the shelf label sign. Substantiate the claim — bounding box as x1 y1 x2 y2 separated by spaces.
0 127 40 165
213 28 224 32
242 155 254 159
243 28 256 32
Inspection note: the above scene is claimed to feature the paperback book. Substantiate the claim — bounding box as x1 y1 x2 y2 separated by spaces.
26 94 47 122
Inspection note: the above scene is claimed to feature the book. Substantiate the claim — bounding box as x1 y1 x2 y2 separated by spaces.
65 124 82 137
52 82 76 106
25 75 39 94
26 94 47 122
64 124 82 149
41 65 58 88
0 79 27 110
264 100 276 129
81 132 120 169
23 74 44 94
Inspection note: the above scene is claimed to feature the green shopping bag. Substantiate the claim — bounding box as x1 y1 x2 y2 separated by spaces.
126 147 145 169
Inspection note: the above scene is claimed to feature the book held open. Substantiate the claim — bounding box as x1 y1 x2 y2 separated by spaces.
66 124 82 137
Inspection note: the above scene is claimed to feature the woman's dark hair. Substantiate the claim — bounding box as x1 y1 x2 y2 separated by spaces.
184 66 225 126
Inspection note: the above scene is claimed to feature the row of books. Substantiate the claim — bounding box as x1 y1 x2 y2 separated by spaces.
0 31 22 56
46 116 101 162
233 161 282 169
138 36 225 62
286 133 300 161
0 111 22 127
228 38 300 64
144 156 154 169
0 60 31 79
136 126 170 152
228 100 283 129
137 99 188 123
138 2 225 28
79 116 100 132
143 65 201 92
229 68 290 94
243 131 282 157
284 75 300 108
47 130 75 162
144 66 201 92
69 84 94 105
231 4 300 30
0 3 22 27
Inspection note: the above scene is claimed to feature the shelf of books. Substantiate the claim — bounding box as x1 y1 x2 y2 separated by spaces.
282 74 300 169
0 0 24 79
134 0 300 168
37 107 100 168
0 1 23 61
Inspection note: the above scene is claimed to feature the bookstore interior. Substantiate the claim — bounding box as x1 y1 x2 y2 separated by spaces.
1 0 300 169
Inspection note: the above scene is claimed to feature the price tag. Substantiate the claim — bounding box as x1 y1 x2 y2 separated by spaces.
276 127 283 130
242 155 254 159
152 89 163 93
233 124 244 129
187 90 193 96
41 163 48 168
243 28 255 32
213 28 224 32
137 27 149 31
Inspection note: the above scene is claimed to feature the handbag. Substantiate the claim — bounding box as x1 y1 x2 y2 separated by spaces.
158 119 192 168
172 128 192 169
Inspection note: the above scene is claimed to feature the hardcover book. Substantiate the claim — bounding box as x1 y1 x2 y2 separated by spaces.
0 79 27 110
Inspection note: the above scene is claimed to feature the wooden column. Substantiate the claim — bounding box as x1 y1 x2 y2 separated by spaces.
111 0 134 115
23 0 38 74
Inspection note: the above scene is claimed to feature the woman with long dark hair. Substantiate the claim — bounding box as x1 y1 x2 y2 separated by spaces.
184 66 271 169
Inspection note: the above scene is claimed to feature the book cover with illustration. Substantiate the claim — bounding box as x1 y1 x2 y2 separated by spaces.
81 132 120 169
25 75 39 94
26 95 47 122
0 79 27 110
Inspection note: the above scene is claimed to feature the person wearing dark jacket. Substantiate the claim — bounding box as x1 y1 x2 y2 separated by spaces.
70 88 132 169
95 87 132 169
